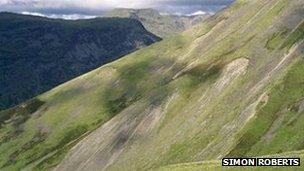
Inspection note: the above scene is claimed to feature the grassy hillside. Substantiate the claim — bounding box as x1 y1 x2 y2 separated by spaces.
0 0 303 170
105 8 209 38
0 12 160 110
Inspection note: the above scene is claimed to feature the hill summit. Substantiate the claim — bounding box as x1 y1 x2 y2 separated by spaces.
106 8 209 37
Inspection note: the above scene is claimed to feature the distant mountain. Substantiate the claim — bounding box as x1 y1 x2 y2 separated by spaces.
105 8 209 38
0 12 161 110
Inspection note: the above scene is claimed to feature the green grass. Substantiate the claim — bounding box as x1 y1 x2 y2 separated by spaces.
228 58 304 157
281 21 304 49
33 147 69 171
31 125 88 170
2 131 47 168
0 98 44 145
266 30 289 50
54 125 88 149
0 98 44 126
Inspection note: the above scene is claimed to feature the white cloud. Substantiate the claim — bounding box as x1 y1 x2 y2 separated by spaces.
0 0 9 5
187 10 206 16
21 11 97 20
21 11 46 17
49 14 97 20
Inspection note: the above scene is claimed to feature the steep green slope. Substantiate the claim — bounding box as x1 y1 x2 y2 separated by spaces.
105 8 209 38
228 58 304 157
0 0 303 170
0 12 160 110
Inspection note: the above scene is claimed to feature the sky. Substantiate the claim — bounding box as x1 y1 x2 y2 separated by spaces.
0 0 235 19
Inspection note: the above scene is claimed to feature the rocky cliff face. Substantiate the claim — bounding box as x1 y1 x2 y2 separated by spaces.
105 8 209 38
0 12 161 110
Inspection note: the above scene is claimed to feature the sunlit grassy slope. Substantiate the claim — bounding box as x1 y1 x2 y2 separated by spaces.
0 0 303 170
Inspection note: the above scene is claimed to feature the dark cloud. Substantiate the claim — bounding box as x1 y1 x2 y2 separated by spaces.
158 0 234 6
0 0 235 19
155 0 234 14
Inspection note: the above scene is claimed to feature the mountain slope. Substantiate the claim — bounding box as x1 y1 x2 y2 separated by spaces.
105 8 209 38
0 12 160 110
0 0 303 170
